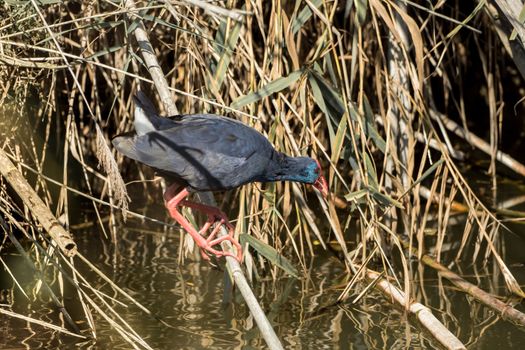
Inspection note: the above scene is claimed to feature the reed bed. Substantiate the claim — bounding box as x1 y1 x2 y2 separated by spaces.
1 0 524 347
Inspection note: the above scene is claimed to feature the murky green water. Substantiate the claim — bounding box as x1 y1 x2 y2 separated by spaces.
1 191 525 349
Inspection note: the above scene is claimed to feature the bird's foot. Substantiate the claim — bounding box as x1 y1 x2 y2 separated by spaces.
197 214 243 263
164 186 243 263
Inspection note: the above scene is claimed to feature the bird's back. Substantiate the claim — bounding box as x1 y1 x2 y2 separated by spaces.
113 113 276 191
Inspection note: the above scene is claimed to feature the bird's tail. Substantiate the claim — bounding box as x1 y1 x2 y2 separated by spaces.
134 91 158 119
133 91 174 135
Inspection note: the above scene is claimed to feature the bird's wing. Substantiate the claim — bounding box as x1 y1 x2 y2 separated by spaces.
113 115 274 191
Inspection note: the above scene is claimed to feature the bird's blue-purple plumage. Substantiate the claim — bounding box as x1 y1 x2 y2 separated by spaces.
112 93 321 192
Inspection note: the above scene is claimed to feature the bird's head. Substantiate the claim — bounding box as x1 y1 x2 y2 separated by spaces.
269 155 329 197
285 158 328 197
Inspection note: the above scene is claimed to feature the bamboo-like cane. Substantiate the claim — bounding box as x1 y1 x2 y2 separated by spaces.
0 149 77 257
124 2 284 349
402 240 525 327
365 269 466 350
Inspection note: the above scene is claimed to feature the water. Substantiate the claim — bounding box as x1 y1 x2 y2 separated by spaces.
1 94 525 348
2 196 525 349
0 226 430 349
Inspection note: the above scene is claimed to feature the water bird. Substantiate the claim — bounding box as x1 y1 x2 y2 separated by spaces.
113 92 328 262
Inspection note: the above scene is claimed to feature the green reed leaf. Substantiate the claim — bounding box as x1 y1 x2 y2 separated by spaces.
231 69 304 108
240 234 299 278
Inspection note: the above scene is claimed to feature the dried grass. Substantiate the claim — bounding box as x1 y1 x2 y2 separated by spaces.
1 0 524 347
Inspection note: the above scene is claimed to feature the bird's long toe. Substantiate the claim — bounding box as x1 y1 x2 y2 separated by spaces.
197 218 242 263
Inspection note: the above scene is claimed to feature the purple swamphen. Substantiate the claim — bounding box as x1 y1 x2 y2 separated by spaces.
112 92 328 262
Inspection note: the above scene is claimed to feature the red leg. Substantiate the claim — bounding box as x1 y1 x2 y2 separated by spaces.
164 185 243 262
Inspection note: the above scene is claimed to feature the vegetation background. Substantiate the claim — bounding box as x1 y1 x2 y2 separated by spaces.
1 0 525 348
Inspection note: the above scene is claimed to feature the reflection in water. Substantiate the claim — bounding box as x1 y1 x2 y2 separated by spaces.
2 203 525 349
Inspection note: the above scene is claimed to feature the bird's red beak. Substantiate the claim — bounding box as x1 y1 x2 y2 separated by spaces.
312 160 328 197
313 174 328 197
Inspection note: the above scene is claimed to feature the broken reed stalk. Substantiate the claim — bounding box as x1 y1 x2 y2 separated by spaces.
365 269 466 350
429 109 525 177
124 2 285 349
402 240 525 327
0 307 86 339
0 148 77 257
